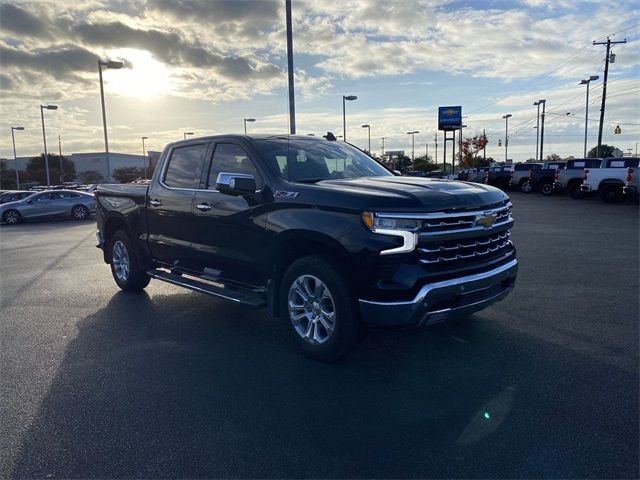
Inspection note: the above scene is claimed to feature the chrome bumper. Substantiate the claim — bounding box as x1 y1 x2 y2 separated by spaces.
580 184 592 193
359 259 518 327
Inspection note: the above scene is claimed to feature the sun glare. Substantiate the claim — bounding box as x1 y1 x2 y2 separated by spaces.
104 48 172 98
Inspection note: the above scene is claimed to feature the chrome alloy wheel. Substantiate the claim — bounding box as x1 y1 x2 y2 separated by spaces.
288 275 336 345
112 240 130 282
3 210 19 224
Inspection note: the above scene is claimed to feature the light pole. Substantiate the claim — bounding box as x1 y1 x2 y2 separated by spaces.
141 136 148 180
407 131 419 161
244 118 256 134
380 137 385 157
502 114 512 162
58 134 64 183
98 59 124 182
40 104 58 188
533 100 545 161
539 101 546 162
184 131 194 140
579 75 599 158
361 124 370 152
11 126 24 189
342 95 357 141
434 132 438 167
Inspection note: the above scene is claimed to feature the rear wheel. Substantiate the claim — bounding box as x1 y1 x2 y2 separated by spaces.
540 181 553 196
568 182 583 199
520 180 532 193
71 204 90 221
280 255 366 361
2 209 21 225
109 230 150 292
601 185 623 204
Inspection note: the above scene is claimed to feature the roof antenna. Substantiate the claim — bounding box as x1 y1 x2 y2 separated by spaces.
323 131 337 141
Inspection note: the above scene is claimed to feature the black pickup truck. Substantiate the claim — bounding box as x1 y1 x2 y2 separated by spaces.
522 161 565 196
95 135 518 360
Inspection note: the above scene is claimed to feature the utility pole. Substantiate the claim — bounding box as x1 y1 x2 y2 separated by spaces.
483 128 486 162
434 133 438 167
593 36 627 157
503 114 512 162
380 137 385 157
285 0 296 134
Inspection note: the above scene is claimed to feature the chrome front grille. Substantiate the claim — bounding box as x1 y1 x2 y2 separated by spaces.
418 232 513 265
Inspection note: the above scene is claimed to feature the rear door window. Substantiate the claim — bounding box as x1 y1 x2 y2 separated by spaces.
164 144 209 189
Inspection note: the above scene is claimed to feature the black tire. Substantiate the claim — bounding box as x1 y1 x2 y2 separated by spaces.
568 182 584 199
520 180 533 193
108 230 150 292
2 209 21 225
280 255 366 362
540 181 553 196
71 204 90 221
601 185 623 204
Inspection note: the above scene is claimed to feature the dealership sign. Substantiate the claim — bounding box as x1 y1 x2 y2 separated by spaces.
438 106 462 131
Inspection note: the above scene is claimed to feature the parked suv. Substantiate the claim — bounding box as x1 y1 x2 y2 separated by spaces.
95 135 518 361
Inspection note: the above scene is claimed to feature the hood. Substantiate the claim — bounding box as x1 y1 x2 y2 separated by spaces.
306 176 509 212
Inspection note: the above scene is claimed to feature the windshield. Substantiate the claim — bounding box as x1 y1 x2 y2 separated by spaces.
255 138 393 182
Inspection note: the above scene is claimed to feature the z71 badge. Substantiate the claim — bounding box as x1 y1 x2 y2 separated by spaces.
274 190 299 198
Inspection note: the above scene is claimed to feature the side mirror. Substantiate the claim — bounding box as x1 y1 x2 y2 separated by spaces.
216 172 256 196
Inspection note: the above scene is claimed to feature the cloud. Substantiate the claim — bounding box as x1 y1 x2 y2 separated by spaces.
0 3 52 39
146 0 281 26
0 45 100 78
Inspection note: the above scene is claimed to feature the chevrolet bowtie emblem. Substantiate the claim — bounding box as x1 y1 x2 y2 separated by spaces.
443 108 458 116
475 213 497 228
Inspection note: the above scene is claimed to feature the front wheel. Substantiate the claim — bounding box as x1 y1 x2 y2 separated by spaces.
540 181 553 196
280 255 366 361
109 230 150 292
71 205 90 221
2 209 21 225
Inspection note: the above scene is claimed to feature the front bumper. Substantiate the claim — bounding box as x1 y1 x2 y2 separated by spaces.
623 186 638 196
96 230 104 249
359 259 518 327
580 183 593 193
553 181 563 191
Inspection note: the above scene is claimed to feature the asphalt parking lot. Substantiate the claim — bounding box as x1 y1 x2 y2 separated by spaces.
0 193 638 479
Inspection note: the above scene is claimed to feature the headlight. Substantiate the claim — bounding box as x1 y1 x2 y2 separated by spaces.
361 212 421 232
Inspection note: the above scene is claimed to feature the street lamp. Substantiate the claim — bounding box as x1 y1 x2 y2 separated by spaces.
184 131 194 140
40 104 58 188
533 99 546 161
361 124 371 152
579 75 599 158
407 130 419 160
98 59 124 183
244 118 256 134
141 136 148 180
10 126 24 189
380 137 386 157
502 114 512 163
342 95 357 141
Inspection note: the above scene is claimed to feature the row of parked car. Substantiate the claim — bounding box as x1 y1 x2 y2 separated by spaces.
456 157 639 203
0 189 97 224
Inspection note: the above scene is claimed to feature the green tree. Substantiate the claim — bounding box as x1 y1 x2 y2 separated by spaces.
0 160 17 189
112 167 145 183
412 155 440 172
394 155 412 174
587 144 617 158
545 154 563 162
26 154 76 184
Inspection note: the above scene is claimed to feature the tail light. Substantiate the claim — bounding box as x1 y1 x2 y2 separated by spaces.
555 169 560 181
627 168 633 185
583 169 589 182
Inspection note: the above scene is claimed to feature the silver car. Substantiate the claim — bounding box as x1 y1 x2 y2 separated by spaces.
0 190 96 225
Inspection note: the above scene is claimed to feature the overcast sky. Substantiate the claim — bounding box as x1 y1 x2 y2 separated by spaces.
1 0 638 162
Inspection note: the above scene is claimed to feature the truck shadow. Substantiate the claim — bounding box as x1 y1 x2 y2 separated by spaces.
11 291 638 479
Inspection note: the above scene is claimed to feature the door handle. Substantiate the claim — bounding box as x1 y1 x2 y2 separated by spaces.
196 203 212 211
150 199 162 207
